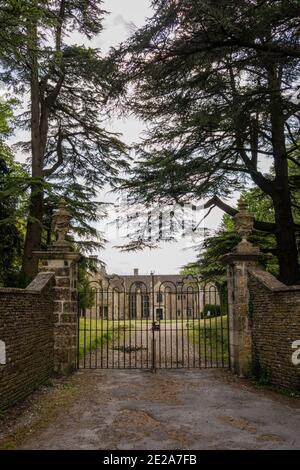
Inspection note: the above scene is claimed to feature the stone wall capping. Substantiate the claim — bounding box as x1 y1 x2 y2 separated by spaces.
248 267 300 292
0 272 55 295
25 271 55 292
0 287 40 295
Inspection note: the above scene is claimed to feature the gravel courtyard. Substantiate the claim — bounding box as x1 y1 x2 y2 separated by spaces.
13 368 300 450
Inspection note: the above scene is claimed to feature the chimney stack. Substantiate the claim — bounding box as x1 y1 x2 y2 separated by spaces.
134 268 139 276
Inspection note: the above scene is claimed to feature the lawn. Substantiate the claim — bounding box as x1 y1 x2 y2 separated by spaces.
188 315 229 366
78 319 144 358
78 319 117 358
78 316 230 367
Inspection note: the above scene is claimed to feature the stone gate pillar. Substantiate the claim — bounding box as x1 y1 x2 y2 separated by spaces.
221 200 260 377
35 200 81 374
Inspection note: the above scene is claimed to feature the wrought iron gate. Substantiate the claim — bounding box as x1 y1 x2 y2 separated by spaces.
77 275 229 370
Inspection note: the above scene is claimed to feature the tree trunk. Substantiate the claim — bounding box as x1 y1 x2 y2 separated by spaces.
21 3 64 281
268 63 300 285
272 191 299 285
271 110 299 284
21 13 44 281
22 190 44 281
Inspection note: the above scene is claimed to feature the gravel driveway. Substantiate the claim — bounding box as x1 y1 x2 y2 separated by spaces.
20 368 300 450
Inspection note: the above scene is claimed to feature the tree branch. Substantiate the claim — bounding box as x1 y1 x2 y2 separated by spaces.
43 130 64 177
204 196 277 233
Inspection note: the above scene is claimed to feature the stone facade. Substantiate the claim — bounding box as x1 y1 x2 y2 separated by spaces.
249 268 300 391
86 269 220 320
0 273 55 410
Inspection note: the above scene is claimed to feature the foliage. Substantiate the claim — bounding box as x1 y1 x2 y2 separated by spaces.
202 304 221 318
0 100 27 286
182 216 239 287
189 315 229 365
42 184 108 254
181 184 292 288
78 319 123 359
0 0 128 278
0 147 24 286
112 0 300 284
78 256 104 312
251 359 272 386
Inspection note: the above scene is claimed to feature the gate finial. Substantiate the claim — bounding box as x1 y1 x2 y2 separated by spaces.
234 198 259 253
52 198 72 247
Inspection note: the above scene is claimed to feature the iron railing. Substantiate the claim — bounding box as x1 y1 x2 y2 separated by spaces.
77 275 229 370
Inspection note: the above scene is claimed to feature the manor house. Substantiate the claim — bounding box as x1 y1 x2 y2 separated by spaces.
86 268 219 321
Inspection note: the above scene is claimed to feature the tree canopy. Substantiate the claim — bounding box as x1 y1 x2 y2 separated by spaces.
0 0 128 280
182 193 277 287
0 99 26 286
112 0 300 285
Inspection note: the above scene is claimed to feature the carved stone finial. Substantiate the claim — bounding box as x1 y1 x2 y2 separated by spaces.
52 199 71 246
234 198 259 253
234 199 254 240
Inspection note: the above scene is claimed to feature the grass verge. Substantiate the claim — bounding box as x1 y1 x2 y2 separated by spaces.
0 380 80 450
188 315 229 366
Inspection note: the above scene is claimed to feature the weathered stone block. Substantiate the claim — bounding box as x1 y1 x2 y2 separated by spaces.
53 287 71 300
60 313 77 324
62 301 77 313
53 301 63 313
56 277 70 287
